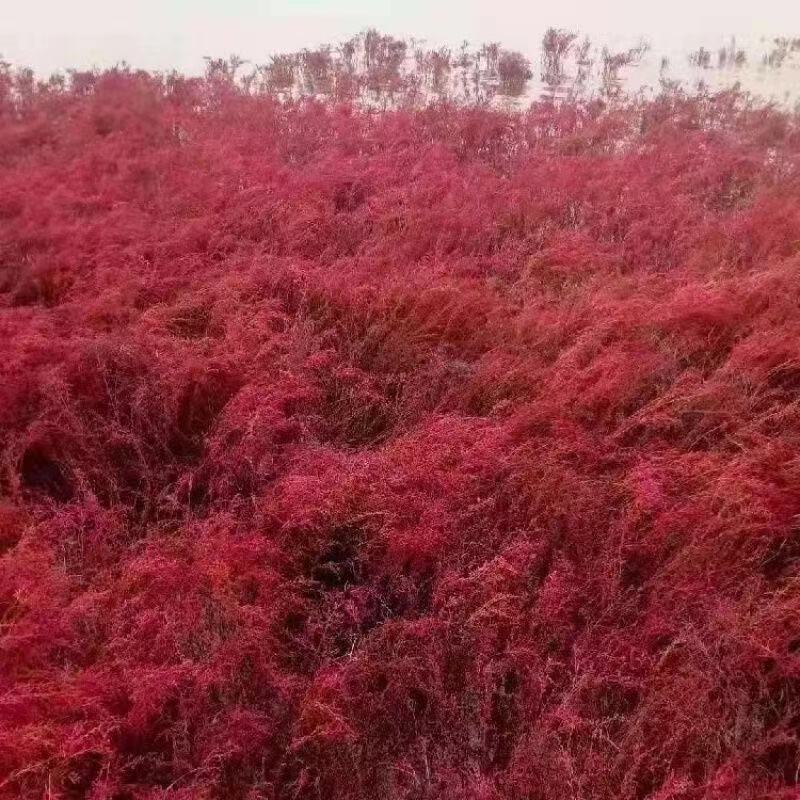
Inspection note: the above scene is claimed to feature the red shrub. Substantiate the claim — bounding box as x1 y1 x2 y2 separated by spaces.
0 62 799 800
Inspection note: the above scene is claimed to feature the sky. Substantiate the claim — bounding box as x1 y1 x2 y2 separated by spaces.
2 0 800 75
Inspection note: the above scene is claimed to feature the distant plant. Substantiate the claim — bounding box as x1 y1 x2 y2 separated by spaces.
572 36 594 95
300 47 334 95
689 46 713 68
718 38 747 68
600 41 649 99
420 47 452 96
762 37 800 68
541 27 578 97
264 53 296 92
497 51 533 97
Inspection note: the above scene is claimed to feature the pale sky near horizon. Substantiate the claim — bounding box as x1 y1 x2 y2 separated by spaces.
2 0 799 75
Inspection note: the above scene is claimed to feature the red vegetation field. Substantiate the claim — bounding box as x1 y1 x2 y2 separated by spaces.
1 63 800 800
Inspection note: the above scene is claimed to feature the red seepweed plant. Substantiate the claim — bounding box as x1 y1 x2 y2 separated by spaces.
0 50 800 800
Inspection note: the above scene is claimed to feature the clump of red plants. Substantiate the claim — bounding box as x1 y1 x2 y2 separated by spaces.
1 44 800 800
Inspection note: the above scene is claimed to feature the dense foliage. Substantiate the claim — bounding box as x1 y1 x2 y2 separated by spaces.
1 64 800 799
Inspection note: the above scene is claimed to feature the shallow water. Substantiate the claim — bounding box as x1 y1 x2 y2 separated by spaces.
258 30 800 110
